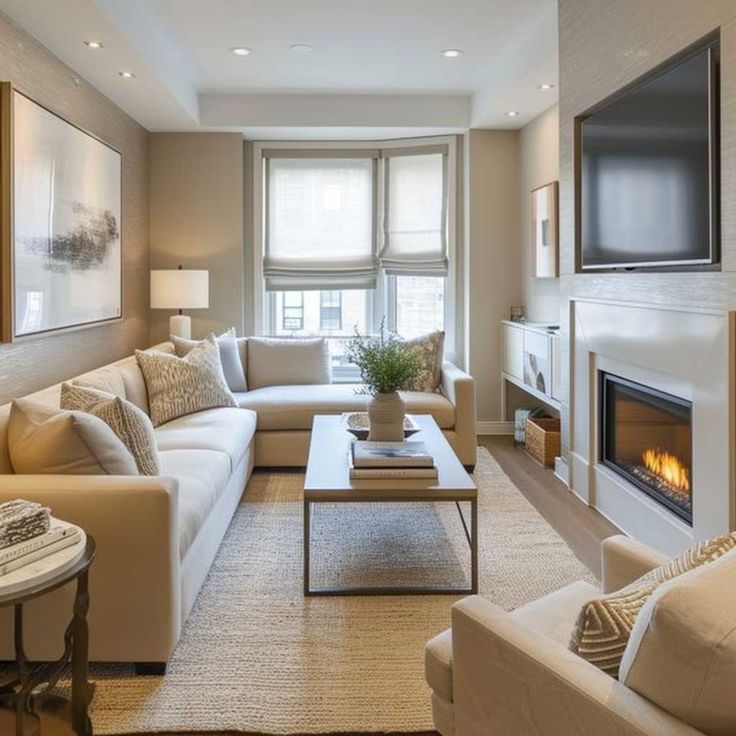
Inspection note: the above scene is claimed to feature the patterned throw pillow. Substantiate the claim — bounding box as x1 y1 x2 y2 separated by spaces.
135 334 237 427
60 383 160 476
570 533 736 678
171 328 247 392
404 331 445 392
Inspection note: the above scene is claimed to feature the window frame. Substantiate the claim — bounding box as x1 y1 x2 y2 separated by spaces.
252 136 458 370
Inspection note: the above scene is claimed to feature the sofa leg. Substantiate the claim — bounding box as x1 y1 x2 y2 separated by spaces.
464 464 475 473
134 662 167 676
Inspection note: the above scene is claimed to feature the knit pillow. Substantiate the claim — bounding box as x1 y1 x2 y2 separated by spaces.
404 331 445 392
60 383 160 476
570 532 736 678
135 334 236 427
171 328 247 392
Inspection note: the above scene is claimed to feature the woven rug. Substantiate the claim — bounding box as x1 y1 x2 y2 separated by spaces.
88 447 596 734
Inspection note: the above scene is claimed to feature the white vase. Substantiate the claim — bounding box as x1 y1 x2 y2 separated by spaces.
367 392 405 442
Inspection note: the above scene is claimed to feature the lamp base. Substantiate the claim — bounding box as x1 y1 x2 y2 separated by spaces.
169 314 191 339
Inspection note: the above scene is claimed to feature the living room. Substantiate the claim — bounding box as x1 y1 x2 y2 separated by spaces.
0 1 734 735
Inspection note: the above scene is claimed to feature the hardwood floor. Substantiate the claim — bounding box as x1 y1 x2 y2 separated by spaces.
124 439 618 736
480 436 620 577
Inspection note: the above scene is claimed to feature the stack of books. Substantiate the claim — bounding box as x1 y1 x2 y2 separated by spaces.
349 441 438 480
0 520 81 577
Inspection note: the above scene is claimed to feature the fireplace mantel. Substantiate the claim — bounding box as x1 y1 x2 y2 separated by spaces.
569 298 735 555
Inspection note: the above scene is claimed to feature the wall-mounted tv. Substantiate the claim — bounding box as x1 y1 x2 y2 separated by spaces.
579 38 719 271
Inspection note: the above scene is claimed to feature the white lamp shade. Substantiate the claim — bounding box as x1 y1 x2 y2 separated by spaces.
150 270 209 310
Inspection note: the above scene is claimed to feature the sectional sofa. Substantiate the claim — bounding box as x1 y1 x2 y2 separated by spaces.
0 337 476 671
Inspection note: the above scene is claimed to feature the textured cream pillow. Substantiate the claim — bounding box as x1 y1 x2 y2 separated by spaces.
247 337 331 390
570 533 736 678
135 334 237 427
404 331 445 392
171 328 247 392
60 383 161 476
8 399 138 475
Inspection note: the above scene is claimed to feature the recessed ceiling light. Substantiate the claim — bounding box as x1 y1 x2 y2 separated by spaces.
230 47 251 56
538 83 555 90
118 70 135 79
441 49 463 58
506 111 519 117
290 44 315 52
84 40 103 49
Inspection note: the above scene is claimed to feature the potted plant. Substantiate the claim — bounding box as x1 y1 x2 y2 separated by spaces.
347 322 421 441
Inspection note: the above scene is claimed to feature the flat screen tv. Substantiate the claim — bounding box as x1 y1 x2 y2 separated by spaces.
580 40 719 270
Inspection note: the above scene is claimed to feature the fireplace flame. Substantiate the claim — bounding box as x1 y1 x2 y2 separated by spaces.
642 448 690 493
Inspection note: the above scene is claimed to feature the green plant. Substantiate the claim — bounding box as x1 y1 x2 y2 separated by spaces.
347 320 421 395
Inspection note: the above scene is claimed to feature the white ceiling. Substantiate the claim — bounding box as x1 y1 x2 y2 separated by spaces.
0 0 559 138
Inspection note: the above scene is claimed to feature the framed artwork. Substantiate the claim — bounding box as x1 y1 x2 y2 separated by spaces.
531 181 558 278
1 86 122 340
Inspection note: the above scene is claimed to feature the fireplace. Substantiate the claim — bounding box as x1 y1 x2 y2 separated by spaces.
600 373 692 525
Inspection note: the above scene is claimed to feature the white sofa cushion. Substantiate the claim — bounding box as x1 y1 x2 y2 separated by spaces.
234 384 455 431
8 399 138 476
247 337 331 389
155 407 257 471
425 629 453 703
620 548 736 735
158 448 232 558
510 580 599 646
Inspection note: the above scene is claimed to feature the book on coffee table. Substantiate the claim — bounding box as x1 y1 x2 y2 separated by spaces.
347 451 439 480
352 441 434 468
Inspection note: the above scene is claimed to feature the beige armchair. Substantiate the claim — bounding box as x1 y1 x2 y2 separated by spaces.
426 535 736 736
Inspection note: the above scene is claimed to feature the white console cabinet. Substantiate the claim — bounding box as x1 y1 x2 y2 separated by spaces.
502 321 561 411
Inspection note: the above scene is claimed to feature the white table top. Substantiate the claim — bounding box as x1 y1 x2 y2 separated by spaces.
305 414 477 501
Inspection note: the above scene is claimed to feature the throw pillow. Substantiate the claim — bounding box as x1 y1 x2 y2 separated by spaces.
8 399 138 475
60 383 161 476
404 331 445 392
171 328 247 392
570 532 736 678
247 337 331 389
135 334 237 427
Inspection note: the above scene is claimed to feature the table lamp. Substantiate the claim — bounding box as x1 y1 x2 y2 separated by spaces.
150 266 209 339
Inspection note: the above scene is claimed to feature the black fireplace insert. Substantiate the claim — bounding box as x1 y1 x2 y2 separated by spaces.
600 372 692 525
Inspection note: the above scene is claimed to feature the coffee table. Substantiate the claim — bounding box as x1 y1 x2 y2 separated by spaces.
304 414 478 596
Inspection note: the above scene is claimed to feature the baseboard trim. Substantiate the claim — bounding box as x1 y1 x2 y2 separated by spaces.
477 421 514 436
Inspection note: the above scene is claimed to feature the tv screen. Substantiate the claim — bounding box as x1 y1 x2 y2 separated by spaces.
580 44 718 270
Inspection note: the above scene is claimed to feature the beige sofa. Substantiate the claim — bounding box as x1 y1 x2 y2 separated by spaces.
0 338 476 672
425 535 736 736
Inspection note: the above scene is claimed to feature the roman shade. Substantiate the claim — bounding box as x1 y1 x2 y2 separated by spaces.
380 146 448 276
264 153 378 291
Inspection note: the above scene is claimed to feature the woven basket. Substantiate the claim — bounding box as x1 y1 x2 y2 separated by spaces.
525 417 560 467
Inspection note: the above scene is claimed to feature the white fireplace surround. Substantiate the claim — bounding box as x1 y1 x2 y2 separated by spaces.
569 298 735 556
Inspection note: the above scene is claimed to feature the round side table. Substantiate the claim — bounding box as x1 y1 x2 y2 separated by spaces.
0 535 96 736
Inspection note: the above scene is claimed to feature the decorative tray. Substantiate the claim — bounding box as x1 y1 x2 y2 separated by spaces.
341 412 420 440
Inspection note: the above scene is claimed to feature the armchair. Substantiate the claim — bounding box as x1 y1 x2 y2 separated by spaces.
425 535 725 736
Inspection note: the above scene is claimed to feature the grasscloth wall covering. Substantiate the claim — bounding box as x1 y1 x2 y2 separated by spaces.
0 13 149 406
558 0 736 458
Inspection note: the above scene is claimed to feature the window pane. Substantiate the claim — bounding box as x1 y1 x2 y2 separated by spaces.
395 276 445 338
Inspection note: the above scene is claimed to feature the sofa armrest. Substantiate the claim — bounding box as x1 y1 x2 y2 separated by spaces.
0 475 181 662
601 534 668 594
440 361 476 468
450 596 701 736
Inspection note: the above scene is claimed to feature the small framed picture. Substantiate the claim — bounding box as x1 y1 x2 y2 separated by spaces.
531 181 559 278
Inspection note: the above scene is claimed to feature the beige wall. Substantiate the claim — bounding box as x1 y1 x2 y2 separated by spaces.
519 104 560 323
0 13 149 406
558 0 736 457
465 129 521 425
149 133 245 342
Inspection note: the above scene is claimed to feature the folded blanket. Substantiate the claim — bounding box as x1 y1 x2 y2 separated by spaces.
0 500 51 550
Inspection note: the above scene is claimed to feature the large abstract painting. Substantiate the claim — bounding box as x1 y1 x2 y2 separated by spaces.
13 91 121 337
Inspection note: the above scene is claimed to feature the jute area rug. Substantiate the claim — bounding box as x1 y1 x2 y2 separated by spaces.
89 447 596 735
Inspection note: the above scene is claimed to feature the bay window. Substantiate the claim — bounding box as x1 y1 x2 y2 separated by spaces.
257 137 455 376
